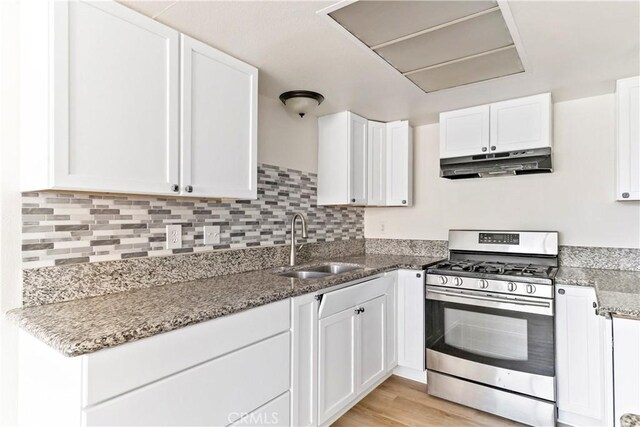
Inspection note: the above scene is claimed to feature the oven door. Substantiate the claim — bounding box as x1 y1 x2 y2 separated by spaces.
425 286 555 401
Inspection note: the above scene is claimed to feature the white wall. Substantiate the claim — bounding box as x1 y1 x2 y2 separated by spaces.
365 94 640 248
0 0 22 425
257 94 318 173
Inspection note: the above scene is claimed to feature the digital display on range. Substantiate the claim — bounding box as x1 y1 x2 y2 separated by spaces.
479 233 520 245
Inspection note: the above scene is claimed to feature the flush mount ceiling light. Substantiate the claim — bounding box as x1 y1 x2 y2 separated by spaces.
279 90 324 118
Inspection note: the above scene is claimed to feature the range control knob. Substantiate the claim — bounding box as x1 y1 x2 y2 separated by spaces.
526 284 536 294
507 282 517 292
439 276 448 285
478 279 489 289
453 277 463 287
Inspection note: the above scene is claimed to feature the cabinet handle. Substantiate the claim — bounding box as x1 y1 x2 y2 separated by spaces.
185 185 193 193
622 192 630 198
593 302 597 308
558 288 565 295
416 273 421 278
171 184 179 192
351 198 356 203
491 146 496 151
354 307 365 315
482 147 487 152
402 200 407 204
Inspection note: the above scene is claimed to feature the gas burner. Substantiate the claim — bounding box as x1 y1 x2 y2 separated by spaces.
433 259 556 280
433 260 476 271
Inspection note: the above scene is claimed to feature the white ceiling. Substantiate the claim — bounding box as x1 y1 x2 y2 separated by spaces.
120 0 640 125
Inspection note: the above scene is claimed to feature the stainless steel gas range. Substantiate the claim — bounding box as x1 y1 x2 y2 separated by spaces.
425 230 559 426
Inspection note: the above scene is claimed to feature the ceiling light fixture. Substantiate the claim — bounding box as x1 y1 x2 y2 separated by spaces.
279 90 324 118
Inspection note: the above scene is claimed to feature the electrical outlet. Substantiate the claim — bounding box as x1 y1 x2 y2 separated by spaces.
166 225 182 249
203 226 220 245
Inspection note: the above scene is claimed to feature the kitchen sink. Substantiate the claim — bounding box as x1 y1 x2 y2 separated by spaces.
273 263 362 279
305 263 361 274
276 270 333 279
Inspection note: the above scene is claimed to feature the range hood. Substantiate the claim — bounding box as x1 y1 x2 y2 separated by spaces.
440 147 552 179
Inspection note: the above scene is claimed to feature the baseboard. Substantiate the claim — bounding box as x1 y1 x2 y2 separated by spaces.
319 371 393 427
393 366 427 384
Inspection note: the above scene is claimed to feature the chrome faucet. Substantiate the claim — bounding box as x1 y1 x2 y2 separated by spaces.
289 212 308 266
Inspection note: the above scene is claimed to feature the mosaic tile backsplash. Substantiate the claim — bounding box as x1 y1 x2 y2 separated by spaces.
22 164 364 268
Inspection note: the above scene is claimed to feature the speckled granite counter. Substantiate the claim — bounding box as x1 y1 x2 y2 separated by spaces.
621 413 640 427
7 254 442 357
556 267 640 319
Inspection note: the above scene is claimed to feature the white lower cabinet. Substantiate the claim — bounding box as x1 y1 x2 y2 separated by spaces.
613 317 640 426
83 332 290 426
317 305 358 424
395 270 426 383
290 293 319 427
555 285 613 426
18 299 291 427
316 274 396 426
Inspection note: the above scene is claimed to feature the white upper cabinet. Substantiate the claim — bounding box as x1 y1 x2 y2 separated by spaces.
350 114 369 205
21 0 180 195
616 76 640 201
386 121 413 206
490 93 552 154
439 93 552 159
367 121 387 206
318 112 412 206
318 112 367 205
555 285 613 427
20 0 257 199
439 105 490 158
180 34 258 199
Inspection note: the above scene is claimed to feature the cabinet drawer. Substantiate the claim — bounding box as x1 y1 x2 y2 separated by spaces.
319 275 391 319
83 299 289 406
230 392 290 426
83 331 290 426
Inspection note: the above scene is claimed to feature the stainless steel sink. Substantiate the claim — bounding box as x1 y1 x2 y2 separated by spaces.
273 263 362 279
276 270 332 279
306 264 361 274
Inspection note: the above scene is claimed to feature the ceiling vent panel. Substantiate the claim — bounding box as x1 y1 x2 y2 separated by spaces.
328 1 497 48
374 9 514 73
325 0 525 93
406 45 523 93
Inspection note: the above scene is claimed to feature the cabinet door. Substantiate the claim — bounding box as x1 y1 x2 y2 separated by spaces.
397 270 425 371
367 121 386 206
318 307 357 425
357 295 387 393
386 121 412 206
490 93 552 154
439 105 490 158
181 34 258 199
556 285 612 426
349 113 368 205
52 1 180 195
616 76 640 201
83 332 290 427
614 317 640 426
290 294 318 427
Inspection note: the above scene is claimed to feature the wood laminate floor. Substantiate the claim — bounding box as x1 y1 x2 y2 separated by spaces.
332 375 523 427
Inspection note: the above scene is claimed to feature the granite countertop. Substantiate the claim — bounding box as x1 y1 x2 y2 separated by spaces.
556 267 640 319
621 413 640 427
7 254 442 357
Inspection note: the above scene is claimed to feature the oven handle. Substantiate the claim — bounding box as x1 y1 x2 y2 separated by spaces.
426 287 554 316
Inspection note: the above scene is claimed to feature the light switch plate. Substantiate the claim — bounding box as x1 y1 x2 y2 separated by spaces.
204 226 221 245
166 225 182 249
